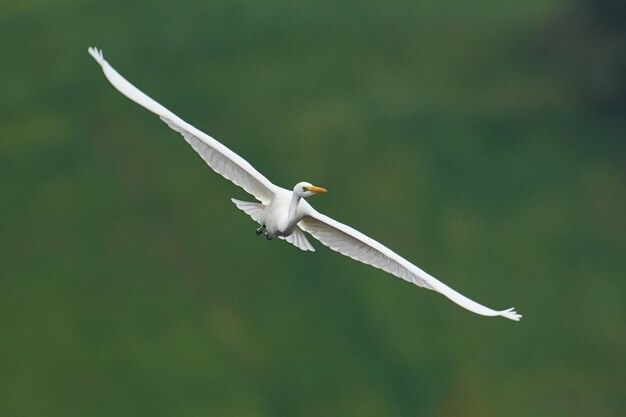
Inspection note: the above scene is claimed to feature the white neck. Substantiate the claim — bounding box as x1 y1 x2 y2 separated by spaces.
288 191 302 224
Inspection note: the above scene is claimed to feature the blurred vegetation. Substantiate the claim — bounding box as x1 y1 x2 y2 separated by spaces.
0 1 624 416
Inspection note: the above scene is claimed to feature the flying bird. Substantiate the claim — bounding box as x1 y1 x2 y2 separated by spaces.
88 47 521 321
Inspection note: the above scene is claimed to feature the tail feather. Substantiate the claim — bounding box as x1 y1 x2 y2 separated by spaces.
279 228 316 252
231 198 265 224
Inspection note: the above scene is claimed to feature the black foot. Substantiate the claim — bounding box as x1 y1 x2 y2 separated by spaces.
256 225 266 236
265 233 273 241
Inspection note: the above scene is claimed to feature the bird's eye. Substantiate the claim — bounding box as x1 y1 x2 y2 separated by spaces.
302 187 307 191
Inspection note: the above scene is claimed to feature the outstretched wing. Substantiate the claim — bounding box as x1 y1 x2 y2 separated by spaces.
89 47 278 204
299 209 521 321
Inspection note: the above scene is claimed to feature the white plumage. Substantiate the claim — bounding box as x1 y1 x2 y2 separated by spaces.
89 47 521 321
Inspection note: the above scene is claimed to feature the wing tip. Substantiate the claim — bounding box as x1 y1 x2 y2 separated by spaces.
500 307 522 321
88 46 105 65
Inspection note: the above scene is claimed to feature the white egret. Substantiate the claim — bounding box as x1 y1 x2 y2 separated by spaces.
88 47 521 321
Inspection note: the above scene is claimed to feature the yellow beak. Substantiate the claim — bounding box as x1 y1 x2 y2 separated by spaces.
305 185 327 193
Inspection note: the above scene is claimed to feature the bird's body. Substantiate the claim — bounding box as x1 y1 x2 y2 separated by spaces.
89 47 521 321
264 189 300 237
262 185 324 237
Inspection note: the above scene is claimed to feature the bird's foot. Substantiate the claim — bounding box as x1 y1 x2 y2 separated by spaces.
256 225 266 236
265 233 273 241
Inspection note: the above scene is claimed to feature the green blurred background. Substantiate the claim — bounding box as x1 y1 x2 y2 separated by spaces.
1 1 624 416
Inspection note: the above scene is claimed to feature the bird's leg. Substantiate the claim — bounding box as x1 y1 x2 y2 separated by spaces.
256 224 273 240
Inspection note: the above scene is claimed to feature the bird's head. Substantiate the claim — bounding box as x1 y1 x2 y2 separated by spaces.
294 182 327 198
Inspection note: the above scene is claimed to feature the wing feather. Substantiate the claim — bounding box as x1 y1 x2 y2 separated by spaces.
89 47 277 204
299 210 521 321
